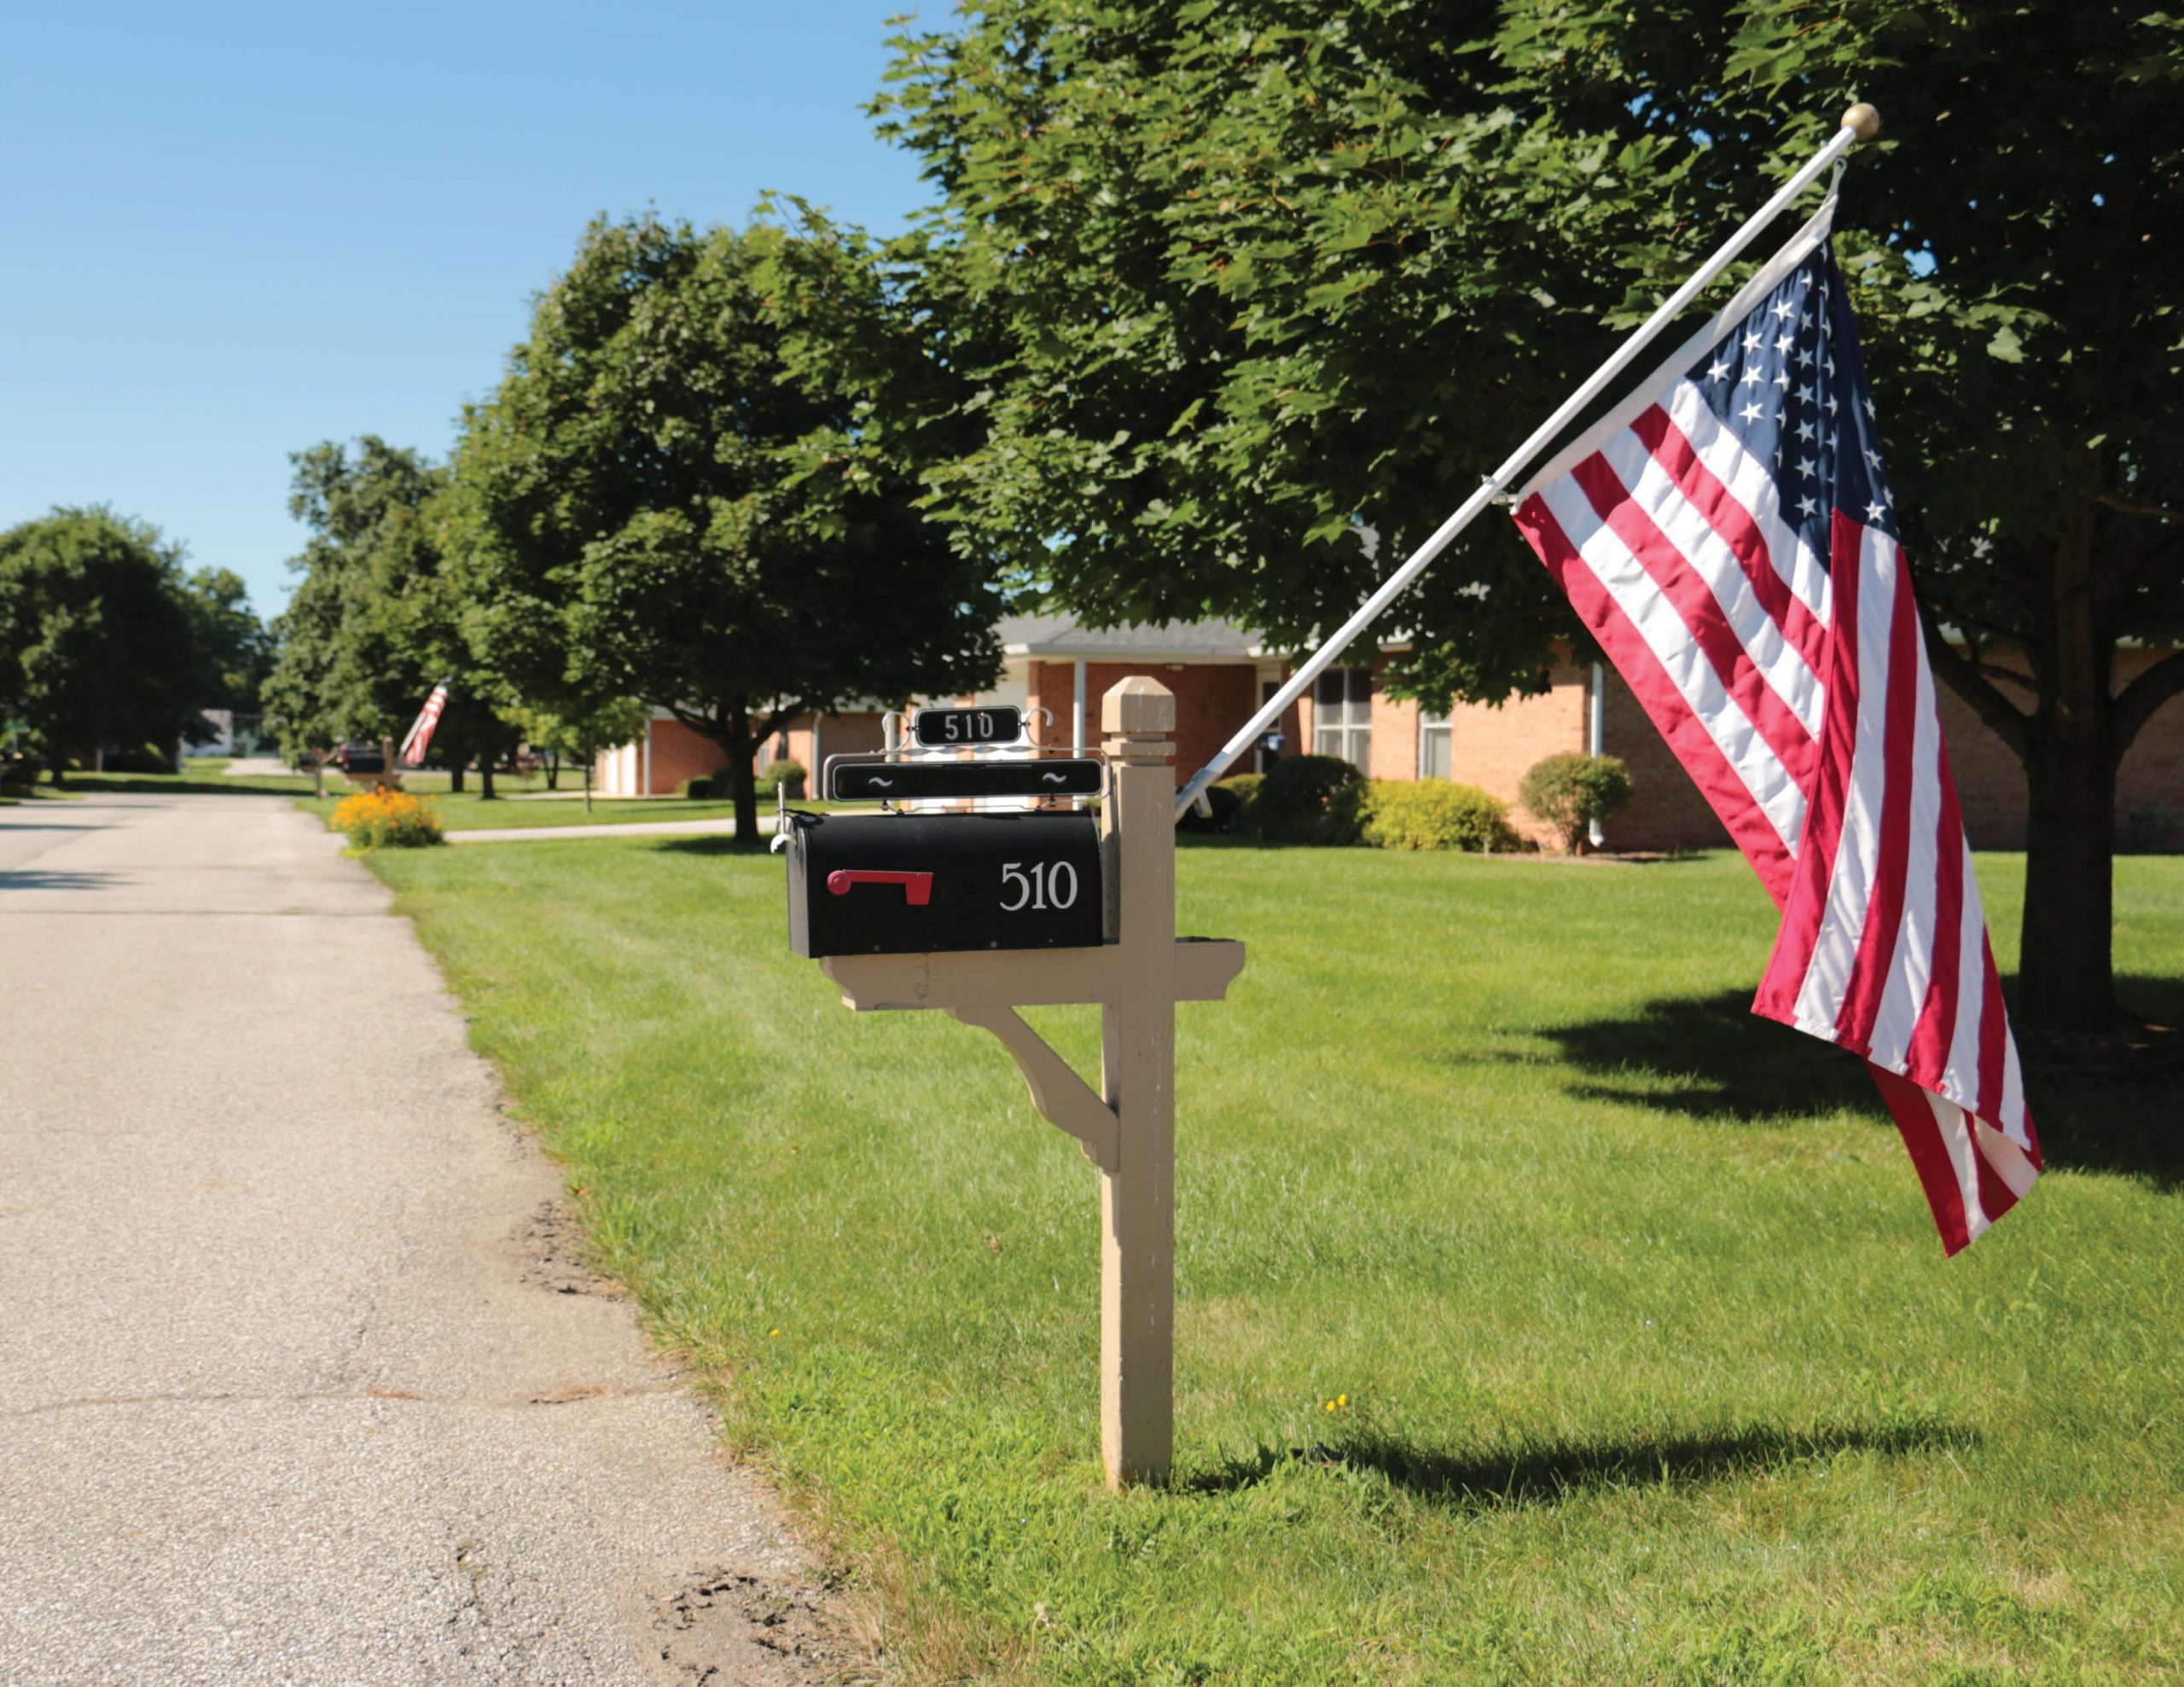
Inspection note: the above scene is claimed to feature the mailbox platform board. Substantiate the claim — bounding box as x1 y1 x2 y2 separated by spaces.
787 811 1102 957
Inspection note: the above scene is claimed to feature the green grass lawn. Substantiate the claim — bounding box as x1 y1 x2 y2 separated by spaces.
295 789 750 831
366 839 2184 1684
46 765 322 797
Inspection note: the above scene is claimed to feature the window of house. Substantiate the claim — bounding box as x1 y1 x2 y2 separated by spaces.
1417 706 1452 780
1314 667 1373 768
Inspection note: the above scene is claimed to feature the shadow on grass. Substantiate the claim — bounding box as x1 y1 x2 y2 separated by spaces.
1525 980 2184 1187
1188 1418 1978 1511
46 776 306 797
1522 988 1873 1123
657 836 766 857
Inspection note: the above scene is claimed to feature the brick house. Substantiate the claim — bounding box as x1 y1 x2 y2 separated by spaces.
593 704 892 798
1286 642 2183 851
595 614 2184 851
590 616 1287 801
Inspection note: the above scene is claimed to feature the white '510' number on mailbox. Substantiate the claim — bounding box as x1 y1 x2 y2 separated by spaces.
1001 860 1079 912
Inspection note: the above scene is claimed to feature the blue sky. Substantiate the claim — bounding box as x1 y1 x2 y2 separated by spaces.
0 1 936 620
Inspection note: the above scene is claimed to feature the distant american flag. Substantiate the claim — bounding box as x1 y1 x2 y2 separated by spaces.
1512 199 2041 1253
399 680 450 769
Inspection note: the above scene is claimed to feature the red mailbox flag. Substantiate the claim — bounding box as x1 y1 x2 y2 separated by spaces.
399 680 450 769
1510 200 2040 1255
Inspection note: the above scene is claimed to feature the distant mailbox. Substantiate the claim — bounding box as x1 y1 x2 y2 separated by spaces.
786 812 1102 958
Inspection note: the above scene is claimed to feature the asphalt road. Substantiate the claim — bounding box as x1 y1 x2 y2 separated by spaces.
0 792 855 1684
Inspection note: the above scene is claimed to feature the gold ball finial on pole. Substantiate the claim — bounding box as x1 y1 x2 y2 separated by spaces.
1841 103 1881 143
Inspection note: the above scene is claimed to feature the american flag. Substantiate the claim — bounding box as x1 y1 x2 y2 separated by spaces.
1511 199 2041 1254
399 679 450 769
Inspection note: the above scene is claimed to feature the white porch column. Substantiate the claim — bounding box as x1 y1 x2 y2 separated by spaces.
1588 661 1607 848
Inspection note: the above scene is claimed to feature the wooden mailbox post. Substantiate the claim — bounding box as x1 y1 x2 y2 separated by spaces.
801 677 1243 1487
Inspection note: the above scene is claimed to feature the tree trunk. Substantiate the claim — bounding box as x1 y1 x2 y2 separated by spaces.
545 750 560 792
729 699 760 850
450 759 467 794
2018 736 2119 1033
584 762 592 815
49 761 65 789
480 753 497 801
677 700 775 849
2014 472 2122 1035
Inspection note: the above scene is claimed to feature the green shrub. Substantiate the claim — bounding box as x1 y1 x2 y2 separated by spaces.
683 762 809 801
1216 774 1263 832
1178 780 1245 834
99 743 181 774
1519 752 1635 851
1254 754 1365 844
1329 774 1371 842
1361 780 1523 852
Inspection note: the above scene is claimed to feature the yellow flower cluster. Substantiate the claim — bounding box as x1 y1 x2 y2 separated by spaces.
330 788 444 849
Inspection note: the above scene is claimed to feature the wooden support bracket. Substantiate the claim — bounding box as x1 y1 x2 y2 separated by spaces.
818 937 1243 1184
949 1006 1119 1173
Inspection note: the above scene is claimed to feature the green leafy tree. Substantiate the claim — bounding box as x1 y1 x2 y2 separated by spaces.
0 507 208 781
182 566 275 714
445 212 1002 846
877 0 2182 1031
873 2 1623 691
509 696 649 809
264 439 522 793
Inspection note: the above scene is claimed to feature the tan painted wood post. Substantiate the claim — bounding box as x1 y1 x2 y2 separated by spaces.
1099 676 1177 1487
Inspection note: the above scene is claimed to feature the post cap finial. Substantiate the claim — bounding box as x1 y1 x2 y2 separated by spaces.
1841 103 1881 143
1101 675 1176 737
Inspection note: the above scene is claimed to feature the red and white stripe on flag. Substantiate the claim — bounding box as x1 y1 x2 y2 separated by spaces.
1510 196 2040 1254
400 681 450 769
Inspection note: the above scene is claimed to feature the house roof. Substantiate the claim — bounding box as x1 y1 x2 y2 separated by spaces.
996 612 1271 664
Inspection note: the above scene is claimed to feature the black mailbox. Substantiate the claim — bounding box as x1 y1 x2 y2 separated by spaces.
786 811 1103 958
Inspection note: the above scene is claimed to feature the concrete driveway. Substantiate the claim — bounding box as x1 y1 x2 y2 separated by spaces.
0 792 857 1684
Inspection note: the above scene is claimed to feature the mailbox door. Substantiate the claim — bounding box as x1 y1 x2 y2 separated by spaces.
788 813 1102 957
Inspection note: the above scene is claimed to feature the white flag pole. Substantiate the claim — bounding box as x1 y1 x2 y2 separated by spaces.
1174 104 1880 820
